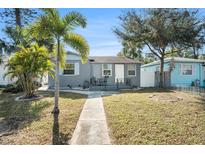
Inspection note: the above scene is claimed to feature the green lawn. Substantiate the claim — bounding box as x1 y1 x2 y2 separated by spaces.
103 89 205 144
0 90 86 144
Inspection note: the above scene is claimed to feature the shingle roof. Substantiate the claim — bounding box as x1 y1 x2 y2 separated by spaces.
89 56 141 64
142 57 205 68
65 51 141 64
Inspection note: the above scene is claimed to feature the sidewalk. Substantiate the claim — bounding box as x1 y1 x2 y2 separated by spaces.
70 92 110 145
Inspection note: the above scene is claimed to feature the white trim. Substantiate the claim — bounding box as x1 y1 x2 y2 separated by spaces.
74 62 79 75
60 62 80 76
102 64 112 77
62 63 75 76
180 64 194 76
127 64 136 76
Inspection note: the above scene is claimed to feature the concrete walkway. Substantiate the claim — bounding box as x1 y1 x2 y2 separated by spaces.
70 92 111 145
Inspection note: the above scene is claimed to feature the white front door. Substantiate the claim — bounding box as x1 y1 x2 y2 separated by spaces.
115 64 124 83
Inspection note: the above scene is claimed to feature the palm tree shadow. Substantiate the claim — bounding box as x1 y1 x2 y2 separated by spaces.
52 112 71 145
38 91 86 100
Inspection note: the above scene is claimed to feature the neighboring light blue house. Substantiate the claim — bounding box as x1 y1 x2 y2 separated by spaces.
141 57 205 87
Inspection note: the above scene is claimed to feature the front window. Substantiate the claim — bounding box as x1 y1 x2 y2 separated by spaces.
64 63 75 75
182 64 193 75
102 64 112 76
127 64 136 76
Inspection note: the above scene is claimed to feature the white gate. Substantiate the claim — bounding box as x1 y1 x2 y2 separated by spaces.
140 71 155 87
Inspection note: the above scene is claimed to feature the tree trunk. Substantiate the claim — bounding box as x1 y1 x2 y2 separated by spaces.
53 38 60 114
159 57 164 88
15 8 22 27
193 47 198 59
52 111 60 144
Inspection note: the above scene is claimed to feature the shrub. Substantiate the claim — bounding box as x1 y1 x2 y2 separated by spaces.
2 83 23 93
5 44 54 98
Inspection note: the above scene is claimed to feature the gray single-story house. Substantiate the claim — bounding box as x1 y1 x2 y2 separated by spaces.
48 51 141 90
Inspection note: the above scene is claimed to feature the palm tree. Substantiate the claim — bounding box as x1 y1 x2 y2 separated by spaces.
5 44 54 98
31 9 89 114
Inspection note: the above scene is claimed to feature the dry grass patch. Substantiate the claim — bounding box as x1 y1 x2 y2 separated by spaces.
103 89 205 144
0 91 86 144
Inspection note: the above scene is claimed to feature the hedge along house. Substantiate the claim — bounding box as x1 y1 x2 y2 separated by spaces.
141 57 205 88
48 51 141 90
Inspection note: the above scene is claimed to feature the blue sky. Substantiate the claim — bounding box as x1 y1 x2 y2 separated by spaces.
1 8 205 56
61 8 131 56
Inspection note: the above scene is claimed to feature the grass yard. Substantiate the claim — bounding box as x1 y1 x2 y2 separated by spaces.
0 90 86 144
103 89 205 144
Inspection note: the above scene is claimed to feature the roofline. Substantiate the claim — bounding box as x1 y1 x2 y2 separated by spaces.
141 57 205 68
89 56 142 64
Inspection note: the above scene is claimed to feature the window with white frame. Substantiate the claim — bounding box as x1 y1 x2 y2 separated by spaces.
127 64 136 76
63 63 75 75
102 64 112 76
181 64 193 75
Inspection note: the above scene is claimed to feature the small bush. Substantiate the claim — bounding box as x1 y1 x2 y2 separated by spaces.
2 83 23 93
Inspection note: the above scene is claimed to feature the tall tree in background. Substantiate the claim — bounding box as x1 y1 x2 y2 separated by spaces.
121 40 143 61
0 8 38 28
31 9 89 116
0 8 39 55
2 26 55 54
143 53 158 64
114 9 205 88
177 10 205 59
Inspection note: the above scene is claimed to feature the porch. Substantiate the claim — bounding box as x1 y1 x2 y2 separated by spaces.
89 77 136 91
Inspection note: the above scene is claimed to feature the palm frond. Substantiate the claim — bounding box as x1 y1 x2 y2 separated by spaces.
63 11 87 30
42 8 60 19
63 32 89 63
29 15 54 39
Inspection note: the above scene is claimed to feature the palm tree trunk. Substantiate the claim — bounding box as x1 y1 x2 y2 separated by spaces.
53 38 60 114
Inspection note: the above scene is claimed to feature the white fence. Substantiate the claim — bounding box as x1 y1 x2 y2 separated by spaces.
172 86 205 97
0 63 15 86
140 71 155 87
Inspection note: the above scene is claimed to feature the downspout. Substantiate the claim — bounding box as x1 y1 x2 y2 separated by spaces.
199 64 201 87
